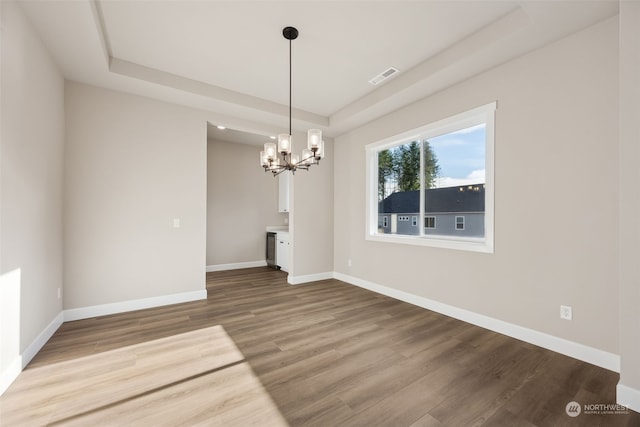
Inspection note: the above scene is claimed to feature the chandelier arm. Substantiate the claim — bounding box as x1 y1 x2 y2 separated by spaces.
299 154 317 165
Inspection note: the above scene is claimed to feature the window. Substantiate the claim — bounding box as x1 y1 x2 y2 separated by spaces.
382 216 388 228
366 102 495 253
425 216 436 229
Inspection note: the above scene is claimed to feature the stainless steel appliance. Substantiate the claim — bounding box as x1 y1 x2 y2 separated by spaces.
266 232 277 268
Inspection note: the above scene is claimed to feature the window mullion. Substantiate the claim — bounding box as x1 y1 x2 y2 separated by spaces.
366 102 495 253
419 138 425 237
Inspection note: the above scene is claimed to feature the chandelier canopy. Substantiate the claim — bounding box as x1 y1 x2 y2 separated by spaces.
260 26 324 176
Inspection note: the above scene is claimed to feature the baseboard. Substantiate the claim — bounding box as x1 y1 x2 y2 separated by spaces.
64 289 207 321
3 290 206 395
617 383 640 413
3 272 625 400
333 272 620 372
0 356 22 396
0 311 64 396
206 260 266 272
22 311 64 367
288 272 334 285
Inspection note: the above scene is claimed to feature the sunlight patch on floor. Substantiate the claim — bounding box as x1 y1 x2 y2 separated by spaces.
0 325 288 426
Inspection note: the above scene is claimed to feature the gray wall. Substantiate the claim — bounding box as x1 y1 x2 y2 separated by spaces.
1 1 64 383
64 82 207 308
335 17 619 356
291 134 335 279
206 139 286 267
618 1 640 404
4 0 637 407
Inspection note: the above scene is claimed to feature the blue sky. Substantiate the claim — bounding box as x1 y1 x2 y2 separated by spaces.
427 124 486 188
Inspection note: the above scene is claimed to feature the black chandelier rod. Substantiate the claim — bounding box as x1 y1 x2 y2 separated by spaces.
283 26 298 137
288 35 292 137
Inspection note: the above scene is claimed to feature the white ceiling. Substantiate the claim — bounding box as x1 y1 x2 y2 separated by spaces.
207 123 277 147
20 0 618 140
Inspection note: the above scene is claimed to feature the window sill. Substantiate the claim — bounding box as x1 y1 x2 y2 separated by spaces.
366 233 493 253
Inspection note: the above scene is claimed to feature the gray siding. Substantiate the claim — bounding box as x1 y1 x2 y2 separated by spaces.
378 212 484 238
424 212 484 238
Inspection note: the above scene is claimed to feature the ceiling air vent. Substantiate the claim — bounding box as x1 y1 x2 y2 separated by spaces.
369 67 399 85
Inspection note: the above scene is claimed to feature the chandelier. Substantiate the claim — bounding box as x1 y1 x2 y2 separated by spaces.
260 26 324 176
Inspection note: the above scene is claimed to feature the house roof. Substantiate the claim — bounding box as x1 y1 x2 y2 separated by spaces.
379 184 485 214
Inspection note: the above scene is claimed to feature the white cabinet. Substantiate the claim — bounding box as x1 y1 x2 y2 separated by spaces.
276 232 290 273
278 173 290 213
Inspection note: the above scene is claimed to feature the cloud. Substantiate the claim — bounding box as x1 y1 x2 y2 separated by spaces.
427 123 486 148
450 123 485 135
434 169 485 188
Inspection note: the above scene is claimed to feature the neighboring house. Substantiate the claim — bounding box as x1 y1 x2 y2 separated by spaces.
378 184 485 237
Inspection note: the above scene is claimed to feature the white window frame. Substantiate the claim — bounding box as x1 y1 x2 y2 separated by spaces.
411 216 418 227
365 102 495 253
455 216 465 231
382 216 388 228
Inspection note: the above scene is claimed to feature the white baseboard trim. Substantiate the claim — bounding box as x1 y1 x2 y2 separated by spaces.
64 289 207 322
333 272 620 372
0 311 64 396
22 311 64 367
2 289 207 395
2 272 625 400
617 383 640 413
0 356 22 396
288 272 334 285
206 260 266 272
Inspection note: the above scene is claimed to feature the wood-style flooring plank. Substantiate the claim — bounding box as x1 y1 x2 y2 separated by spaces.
1 267 638 426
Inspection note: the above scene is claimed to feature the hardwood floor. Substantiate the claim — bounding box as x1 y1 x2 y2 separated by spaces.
1 267 638 426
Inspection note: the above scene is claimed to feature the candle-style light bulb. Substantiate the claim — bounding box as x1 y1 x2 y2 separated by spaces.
264 142 277 160
307 129 322 151
278 134 291 154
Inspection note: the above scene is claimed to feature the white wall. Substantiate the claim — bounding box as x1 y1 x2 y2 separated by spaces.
618 1 640 411
0 1 64 390
206 139 285 267
334 17 619 355
64 82 207 309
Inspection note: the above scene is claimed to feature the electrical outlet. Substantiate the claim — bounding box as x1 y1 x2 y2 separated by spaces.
57 288 61 300
347 259 352 267
560 305 572 320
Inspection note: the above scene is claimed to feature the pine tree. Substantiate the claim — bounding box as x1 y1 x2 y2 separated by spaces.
377 140 440 201
397 141 421 192
423 140 441 189
378 149 395 200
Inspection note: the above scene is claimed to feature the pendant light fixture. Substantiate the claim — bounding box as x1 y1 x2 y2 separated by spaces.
260 26 324 176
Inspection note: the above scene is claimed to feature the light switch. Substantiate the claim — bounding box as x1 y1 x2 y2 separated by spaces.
173 218 181 228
